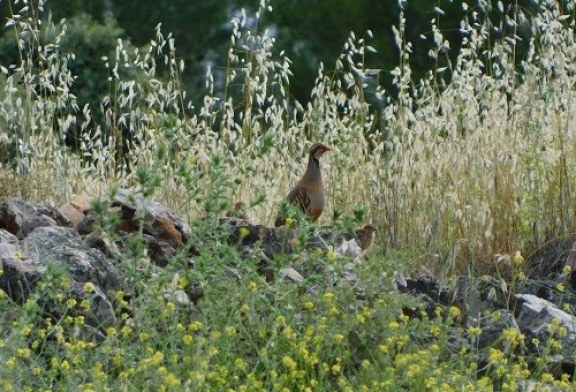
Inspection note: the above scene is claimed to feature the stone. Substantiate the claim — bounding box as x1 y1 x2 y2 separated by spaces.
69 195 92 212
0 228 18 244
515 293 576 371
222 217 294 258
59 195 92 228
59 203 85 227
112 189 192 246
0 198 70 238
280 267 304 283
84 232 122 260
164 289 191 307
334 238 363 260
0 242 45 303
223 266 243 281
21 215 58 236
139 234 177 267
69 280 116 331
515 294 576 341
472 309 518 350
22 226 124 293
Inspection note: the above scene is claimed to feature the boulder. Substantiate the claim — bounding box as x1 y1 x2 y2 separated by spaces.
23 226 123 293
515 293 576 348
59 195 92 227
515 293 576 377
112 189 192 247
0 198 70 238
0 242 45 303
0 226 124 304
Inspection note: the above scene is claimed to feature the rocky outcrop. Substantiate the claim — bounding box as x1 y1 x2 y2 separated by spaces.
5 191 575 381
0 192 367 343
395 267 576 379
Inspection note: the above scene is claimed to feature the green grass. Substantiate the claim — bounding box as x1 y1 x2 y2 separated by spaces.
1 0 576 390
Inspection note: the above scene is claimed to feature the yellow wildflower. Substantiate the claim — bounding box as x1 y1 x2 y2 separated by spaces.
513 251 524 266
282 356 297 371
83 282 95 293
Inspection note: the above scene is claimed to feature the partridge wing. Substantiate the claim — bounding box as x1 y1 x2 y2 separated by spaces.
274 186 310 226
287 185 312 215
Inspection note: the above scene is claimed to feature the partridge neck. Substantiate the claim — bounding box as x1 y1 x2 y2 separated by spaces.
302 155 322 186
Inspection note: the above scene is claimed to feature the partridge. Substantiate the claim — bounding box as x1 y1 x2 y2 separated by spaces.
275 143 331 227
355 224 376 251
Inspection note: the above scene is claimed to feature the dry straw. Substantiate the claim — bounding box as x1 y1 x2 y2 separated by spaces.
1 0 575 273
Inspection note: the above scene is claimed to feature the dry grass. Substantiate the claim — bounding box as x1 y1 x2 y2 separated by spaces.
1 0 575 275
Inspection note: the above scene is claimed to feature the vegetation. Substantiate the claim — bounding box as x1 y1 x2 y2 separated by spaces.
1 0 576 390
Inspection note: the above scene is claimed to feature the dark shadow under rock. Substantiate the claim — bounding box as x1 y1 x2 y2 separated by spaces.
141 234 177 267
526 235 576 280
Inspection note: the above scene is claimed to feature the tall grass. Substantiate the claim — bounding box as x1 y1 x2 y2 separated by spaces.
1 0 575 275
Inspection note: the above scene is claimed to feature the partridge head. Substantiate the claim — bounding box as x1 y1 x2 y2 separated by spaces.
355 224 376 251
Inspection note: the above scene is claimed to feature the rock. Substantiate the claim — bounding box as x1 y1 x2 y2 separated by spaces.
59 203 85 228
59 195 92 227
164 289 191 307
69 280 116 331
185 284 204 304
112 189 192 247
280 267 304 283
84 232 122 260
76 214 96 235
223 266 243 281
141 234 177 267
394 271 453 305
515 294 576 342
222 218 294 257
0 198 70 238
334 239 363 260
0 242 45 303
69 195 92 212
21 215 58 236
0 228 18 244
473 309 519 350
341 269 359 287
515 280 573 310
515 293 576 372
518 380 565 392
22 226 124 294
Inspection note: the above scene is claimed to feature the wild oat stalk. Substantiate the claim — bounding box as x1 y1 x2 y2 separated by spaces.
1 0 576 272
